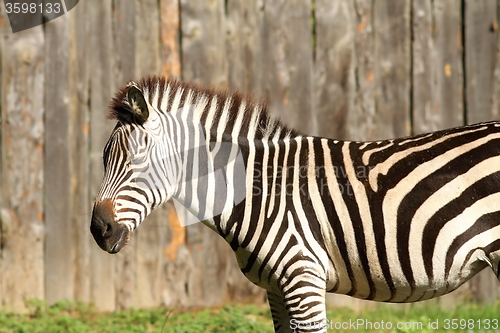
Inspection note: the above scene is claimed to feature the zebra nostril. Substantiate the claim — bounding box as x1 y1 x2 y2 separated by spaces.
103 222 113 238
91 198 117 241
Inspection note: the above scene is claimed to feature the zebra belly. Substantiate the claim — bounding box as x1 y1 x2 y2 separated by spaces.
336 255 490 303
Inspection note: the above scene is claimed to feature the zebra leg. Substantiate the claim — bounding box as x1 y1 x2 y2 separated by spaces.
283 281 327 333
267 290 292 333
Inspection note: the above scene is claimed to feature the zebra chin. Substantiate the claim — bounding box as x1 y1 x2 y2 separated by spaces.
90 198 131 254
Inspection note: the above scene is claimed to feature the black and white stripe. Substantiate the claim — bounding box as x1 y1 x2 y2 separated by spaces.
93 76 500 333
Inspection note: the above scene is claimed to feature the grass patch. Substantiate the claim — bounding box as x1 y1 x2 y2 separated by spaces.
0 300 273 333
1 299 499 332
324 302 500 332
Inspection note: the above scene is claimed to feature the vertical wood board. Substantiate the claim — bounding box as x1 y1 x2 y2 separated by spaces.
179 0 234 307
44 13 74 305
180 0 227 85
225 1 264 94
88 0 117 311
314 0 356 139
68 0 91 303
0 26 45 310
133 0 165 309
112 0 138 310
373 0 412 138
260 0 314 134
465 0 498 123
160 0 181 78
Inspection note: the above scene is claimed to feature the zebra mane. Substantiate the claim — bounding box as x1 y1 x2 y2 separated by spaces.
109 76 300 140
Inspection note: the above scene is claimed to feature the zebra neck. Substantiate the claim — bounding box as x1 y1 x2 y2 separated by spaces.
170 134 291 241
214 135 304 245
169 134 256 232
156 80 303 234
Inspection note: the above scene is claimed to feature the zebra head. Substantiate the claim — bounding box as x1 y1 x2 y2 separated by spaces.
90 84 175 253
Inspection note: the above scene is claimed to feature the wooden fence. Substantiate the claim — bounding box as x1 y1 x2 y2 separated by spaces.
1 0 500 312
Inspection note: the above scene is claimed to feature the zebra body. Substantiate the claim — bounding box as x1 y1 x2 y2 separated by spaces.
91 77 500 333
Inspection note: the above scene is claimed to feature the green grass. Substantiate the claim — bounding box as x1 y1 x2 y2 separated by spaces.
1 299 499 332
324 302 500 332
0 299 273 333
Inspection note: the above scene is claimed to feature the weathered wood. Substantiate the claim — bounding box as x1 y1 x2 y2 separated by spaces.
68 0 91 304
412 0 471 307
160 0 181 78
373 0 412 139
0 25 45 310
317 0 371 309
314 0 355 139
112 0 138 310
180 0 266 307
260 0 314 134
348 0 378 141
161 202 193 307
133 0 166 309
465 0 498 124
114 0 136 85
464 1 500 302
159 0 198 308
44 12 74 306
225 1 264 93
180 0 227 85
0 3 4 309
179 0 232 308
88 0 117 311
412 0 463 134
135 0 160 78
223 0 269 303
0 8 2 309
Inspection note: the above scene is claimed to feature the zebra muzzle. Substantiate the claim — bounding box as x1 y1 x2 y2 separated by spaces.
90 199 129 254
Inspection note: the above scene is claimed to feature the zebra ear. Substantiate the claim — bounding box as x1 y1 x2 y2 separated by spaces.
127 86 149 125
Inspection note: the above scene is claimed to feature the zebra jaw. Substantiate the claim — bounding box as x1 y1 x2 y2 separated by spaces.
90 198 131 254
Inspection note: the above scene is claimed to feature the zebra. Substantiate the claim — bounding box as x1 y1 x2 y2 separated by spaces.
91 76 500 333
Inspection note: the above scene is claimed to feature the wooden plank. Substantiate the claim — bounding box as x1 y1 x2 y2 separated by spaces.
68 0 91 304
0 24 45 310
225 1 264 93
88 0 117 311
260 0 314 134
135 0 160 78
317 0 371 310
325 0 375 309
180 0 266 307
373 0 411 139
161 203 193 307
464 0 500 303
132 0 165 309
347 0 377 141
314 0 355 139
465 0 498 124
411 0 481 308
160 0 181 78
224 0 271 304
180 0 227 85
464 2 499 303
114 0 136 85
179 0 232 307
412 0 463 134
0 3 4 309
158 0 200 308
135 209 167 308
112 0 138 310
44 11 74 306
